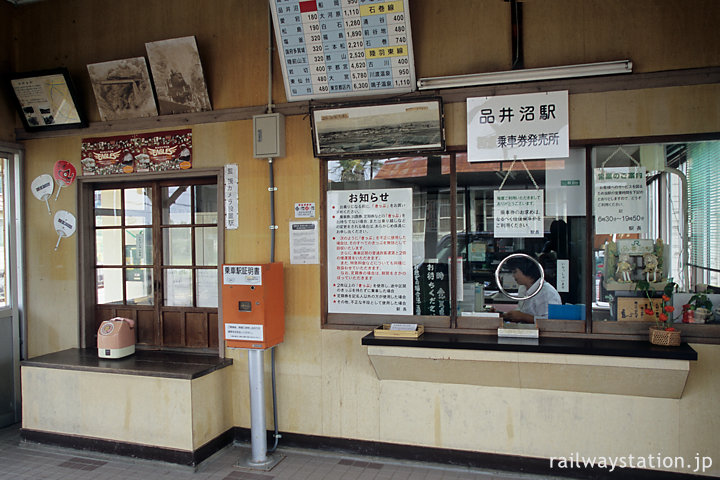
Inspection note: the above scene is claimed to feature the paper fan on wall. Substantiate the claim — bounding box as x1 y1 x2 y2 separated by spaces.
145 36 212 115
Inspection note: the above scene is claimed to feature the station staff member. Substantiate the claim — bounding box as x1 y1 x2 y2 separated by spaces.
501 255 561 323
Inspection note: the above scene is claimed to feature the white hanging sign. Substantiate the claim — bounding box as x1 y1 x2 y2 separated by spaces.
494 189 544 238
593 166 647 234
224 164 239 230
467 91 569 162
327 188 413 315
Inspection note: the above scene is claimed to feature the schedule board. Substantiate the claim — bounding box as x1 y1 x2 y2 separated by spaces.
270 0 416 101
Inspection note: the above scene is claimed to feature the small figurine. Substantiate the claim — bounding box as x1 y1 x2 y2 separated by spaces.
642 253 659 283
616 253 633 282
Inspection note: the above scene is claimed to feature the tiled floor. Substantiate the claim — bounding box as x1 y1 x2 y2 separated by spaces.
0 423 563 480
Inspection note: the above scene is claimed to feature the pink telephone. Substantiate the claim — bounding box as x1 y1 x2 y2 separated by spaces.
97 317 136 359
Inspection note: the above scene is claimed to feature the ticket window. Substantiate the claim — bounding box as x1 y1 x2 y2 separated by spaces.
221 263 284 349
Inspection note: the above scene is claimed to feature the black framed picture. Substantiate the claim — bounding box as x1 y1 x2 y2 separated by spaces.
9 67 87 132
311 97 445 158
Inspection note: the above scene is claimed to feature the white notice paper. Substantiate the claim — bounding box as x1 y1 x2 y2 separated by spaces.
327 188 413 315
494 190 544 238
593 167 647 234
290 221 319 264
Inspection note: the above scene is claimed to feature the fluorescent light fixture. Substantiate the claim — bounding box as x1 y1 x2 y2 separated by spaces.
417 60 632 90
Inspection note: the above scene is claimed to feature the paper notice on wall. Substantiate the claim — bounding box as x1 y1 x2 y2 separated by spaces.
494 189 544 238
327 188 413 315
224 164 239 230
290 221 319 264
593 166 647 234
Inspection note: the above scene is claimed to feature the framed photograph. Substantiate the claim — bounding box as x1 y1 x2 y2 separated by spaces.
145 36 212 115
311 98 445 158
87 57 158 121
9 68 87 132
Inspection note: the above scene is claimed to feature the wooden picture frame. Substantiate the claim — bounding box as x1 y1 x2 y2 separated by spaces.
311 98 445 158
9 67 87 132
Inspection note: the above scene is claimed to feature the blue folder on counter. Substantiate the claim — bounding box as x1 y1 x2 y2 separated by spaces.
548 304 586 320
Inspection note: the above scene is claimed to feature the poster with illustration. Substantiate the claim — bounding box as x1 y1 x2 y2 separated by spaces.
81 129 192 175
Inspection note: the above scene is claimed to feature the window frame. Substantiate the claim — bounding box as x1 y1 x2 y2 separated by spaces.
78 168 225 354
321 135 720 344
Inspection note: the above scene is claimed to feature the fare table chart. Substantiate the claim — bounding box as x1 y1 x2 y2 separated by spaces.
270 0 416 101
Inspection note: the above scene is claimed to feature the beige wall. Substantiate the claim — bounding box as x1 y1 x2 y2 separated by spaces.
9 0 720 477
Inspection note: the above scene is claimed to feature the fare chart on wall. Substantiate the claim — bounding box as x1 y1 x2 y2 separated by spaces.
327 188 413 315
269 0 416 101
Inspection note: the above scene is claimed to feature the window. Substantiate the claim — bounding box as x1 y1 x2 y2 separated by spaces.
80 173 222 351
324 139 720 341
324 151 588 331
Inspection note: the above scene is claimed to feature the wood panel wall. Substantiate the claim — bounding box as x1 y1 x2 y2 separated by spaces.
6 0 720 127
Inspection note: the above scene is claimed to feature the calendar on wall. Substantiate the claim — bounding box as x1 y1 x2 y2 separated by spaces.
269 0 416 101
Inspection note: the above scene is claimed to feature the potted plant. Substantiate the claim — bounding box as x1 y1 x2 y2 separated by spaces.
689 291 713 323
637 280 681 346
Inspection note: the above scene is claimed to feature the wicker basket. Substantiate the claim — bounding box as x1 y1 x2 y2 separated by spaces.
649 327 681 346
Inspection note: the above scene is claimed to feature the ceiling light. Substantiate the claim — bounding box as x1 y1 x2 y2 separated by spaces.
417 60 632 90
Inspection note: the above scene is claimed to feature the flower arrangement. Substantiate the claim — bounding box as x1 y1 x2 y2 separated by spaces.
635 279 678 331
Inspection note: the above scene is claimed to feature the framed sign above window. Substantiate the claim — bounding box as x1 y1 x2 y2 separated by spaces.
311 98 445 158
9 68 87 132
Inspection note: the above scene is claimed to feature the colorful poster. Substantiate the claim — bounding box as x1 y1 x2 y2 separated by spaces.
327 188 413 314
494 189 544 238
270 0 416 101
467 91 569 162
81 129 192 175
593 167 647 234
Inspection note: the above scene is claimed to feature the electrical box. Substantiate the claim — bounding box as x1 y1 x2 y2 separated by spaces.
222 263 285 349
253 113 285 158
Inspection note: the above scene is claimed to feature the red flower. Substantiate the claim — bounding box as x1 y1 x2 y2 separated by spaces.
645 308 654 315
664 305 675 312
665 327 676 332
662 295 671 302
659 313 669 322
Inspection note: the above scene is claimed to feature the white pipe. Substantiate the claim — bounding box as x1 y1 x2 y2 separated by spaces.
664 167 689 290
248 349 267 464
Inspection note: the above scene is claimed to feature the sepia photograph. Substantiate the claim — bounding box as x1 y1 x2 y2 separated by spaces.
145 36 212 115
87 57 158 121
311 99 445 158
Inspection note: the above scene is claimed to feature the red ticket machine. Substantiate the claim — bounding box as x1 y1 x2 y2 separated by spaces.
221 263 285 349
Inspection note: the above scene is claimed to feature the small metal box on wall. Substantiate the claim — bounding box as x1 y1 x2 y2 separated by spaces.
221 263 285 349
253 113 285 158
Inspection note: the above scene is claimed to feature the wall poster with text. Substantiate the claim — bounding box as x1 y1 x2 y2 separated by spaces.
81 129 192 175
327 188 413 314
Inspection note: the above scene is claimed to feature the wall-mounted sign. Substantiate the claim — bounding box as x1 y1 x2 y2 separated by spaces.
290 221 319 264
593 166 647 234
294 202 316 218
81 129 192 175
494 189 544 238
269 0 416 101
327 188 413 314
224 164 239 230
467 91 569 162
